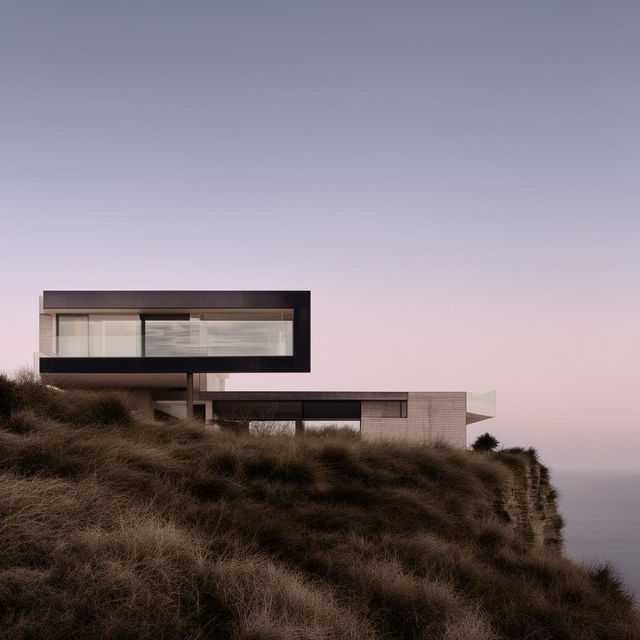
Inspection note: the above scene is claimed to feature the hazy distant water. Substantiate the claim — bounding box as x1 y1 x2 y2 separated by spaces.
552 471 640 598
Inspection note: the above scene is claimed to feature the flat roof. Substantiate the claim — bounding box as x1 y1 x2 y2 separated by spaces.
42 290 310 311
197 391 409 401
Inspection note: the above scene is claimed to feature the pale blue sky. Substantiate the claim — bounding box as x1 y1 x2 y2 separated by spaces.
1 1 639 470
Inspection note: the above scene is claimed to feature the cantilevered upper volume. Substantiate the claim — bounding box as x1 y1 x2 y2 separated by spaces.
38 290 310 387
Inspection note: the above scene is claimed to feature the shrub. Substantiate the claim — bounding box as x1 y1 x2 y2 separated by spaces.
66 393 132 426
589 562 632 599
0 374 15 419
4 410 41 434
471 433 500 452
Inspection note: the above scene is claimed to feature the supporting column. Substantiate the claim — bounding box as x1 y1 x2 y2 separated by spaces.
186 372 194 420
205 400 214 425
127 389 153 420
295 419 305 435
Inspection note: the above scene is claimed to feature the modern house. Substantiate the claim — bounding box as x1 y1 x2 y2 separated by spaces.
37 290 495 446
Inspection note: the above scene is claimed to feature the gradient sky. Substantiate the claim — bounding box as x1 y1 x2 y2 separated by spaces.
1 1 639 471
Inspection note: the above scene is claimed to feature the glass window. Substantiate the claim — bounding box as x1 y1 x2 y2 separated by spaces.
143 317 192 356
58 314 141 356
143 309 293 357
57 315 89 356
89 315 141 356
198 309 293 356
57 309 294 358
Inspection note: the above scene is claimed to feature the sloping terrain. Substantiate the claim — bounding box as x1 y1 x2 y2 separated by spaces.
0 375 638 640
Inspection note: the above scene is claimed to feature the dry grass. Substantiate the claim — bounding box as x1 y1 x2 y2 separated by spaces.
0 374 638 639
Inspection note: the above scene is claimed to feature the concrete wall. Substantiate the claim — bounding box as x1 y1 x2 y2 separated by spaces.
127 389 153 419
360 392 467 447
39 314 55 356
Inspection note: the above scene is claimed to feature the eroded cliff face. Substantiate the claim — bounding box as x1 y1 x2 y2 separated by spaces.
496 450 564 549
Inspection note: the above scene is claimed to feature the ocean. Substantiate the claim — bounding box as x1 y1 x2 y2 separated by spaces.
552 471 640 599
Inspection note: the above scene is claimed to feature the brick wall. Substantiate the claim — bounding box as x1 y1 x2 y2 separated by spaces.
360 392 467 447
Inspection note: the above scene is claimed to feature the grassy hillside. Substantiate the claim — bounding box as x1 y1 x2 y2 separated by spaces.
0 375 638 640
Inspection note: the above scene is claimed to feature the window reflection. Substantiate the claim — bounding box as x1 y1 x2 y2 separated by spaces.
58 315 89 356
199 319 293 356
143 319 192 356
58 315 141 356
56 309 294 357
143 310 293 356
89 315 141 356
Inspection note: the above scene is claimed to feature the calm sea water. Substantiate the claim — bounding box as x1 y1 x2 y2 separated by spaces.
552 471 640 598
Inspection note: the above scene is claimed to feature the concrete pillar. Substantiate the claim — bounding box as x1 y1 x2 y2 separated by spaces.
186 372 194 420
127 389 153 420
205 400 214 425
295 419 305 435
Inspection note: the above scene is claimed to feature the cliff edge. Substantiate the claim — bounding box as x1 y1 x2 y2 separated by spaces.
495 448 564 549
